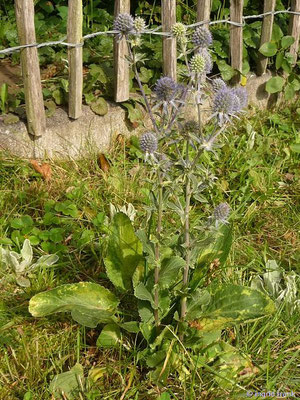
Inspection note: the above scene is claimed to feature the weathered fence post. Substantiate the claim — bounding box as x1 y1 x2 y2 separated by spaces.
162 0 177 81
288 0 300 66
68 0 83 119
197 0 212 26
257 0 276 76
114 0 130 102
15 0 46 136
230 0 244 83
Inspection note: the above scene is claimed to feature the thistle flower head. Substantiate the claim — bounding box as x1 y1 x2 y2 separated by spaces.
190 54 206 75
232 87 248 109
213 202 231 226
212 78 227 92
199 48 213 74
182 120 199 135
154 76 178 103
140 132 158 154
231 94 241 113
172 22 187 38
192 27 213 49
134 16 146 33
113 14 134 39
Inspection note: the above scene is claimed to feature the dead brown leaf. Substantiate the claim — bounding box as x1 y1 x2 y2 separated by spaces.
30 159 52 181
97 154 110 173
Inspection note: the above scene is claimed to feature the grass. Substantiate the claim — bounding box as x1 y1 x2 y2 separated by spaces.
0 103 299 399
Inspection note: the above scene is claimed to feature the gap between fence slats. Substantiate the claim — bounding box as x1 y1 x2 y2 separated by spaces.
162 0 177 81
230 0 244 84
114 0 130 102
14 0 46 137
68 0 83 119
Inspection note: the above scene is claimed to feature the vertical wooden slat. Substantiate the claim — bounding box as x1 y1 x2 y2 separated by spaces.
197 0 212 26
257 0 276 76
114 0 130 102
230 0 244 83
68 0 83 119
15 0 46 137
162 0 177 81
288 0 300 66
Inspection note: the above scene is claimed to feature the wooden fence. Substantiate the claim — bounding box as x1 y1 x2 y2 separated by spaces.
11 0 300 136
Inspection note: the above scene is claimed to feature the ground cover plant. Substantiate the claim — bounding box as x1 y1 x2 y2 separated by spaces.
1 10 300 399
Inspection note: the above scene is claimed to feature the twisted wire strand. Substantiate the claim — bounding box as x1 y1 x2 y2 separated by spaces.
0 9 299 55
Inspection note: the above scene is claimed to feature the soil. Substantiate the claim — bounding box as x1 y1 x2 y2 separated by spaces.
0 58 22 92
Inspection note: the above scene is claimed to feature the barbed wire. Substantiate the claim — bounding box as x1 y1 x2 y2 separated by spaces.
0 8 299 55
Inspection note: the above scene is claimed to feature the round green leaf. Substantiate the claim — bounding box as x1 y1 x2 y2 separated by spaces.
281 35 295 50
265 76 285 94
284 83 295 100
259 42 277 57
90 98 108 116
29 282 119 328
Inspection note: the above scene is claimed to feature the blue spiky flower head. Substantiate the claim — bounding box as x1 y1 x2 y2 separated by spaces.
154 76 178 103
212 78 227 92
114 14 134 39
140 132 158 154
232 87 248 109
192 27 213 49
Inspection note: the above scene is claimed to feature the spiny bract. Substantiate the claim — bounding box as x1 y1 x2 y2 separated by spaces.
213 202 231 224
212 78 227 92
113 14 134 38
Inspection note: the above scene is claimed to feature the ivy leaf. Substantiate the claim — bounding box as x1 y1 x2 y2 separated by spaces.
29 282 119 328
259 42 277 57
265 76 285 94
104 213 143 292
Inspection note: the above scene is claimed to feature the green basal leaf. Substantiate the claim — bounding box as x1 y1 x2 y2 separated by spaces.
29 282 119 328
290 143 300 153
104 212 143 292
49 363 84 400
266 76 285 94
134 282 155 307
96 324 121 348
186 288 211 320
259 41 277 57
138 301 155 324
159 256 185 289
188 284 275 331
119 321 139 333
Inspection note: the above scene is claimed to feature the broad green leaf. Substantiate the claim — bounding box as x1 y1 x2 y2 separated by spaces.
290 143 300 153
29 282 119 328
90 98 108 116
275 52 284 70
186 289 211 319
189 285 275 331
259 42 277 57
134 282 154 306
271 24 283 42
96 324 121 348
266 76 285 94
119 321 139 333
49 363 84 400
281 35 295 50
159 256 185 289
104 212 143 291
284 83 295 100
